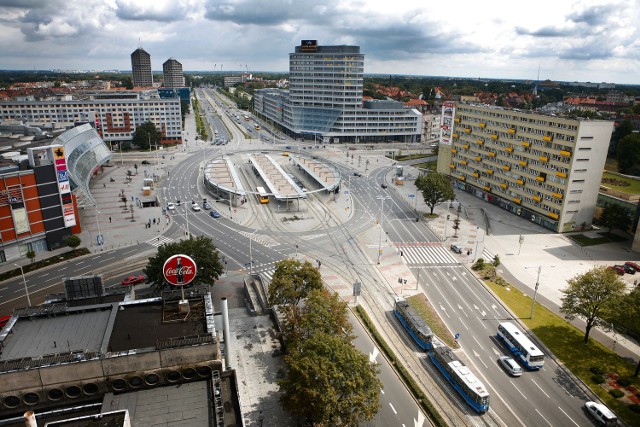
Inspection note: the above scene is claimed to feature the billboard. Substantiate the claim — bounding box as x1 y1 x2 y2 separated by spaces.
52 145 77 228
300 40 318 52
440 101 456 146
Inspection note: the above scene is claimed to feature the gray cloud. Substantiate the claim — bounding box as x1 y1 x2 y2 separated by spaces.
568 4 611 26
115 0 191 22
0 0 50 8
515 26 577 38
204 0 334 25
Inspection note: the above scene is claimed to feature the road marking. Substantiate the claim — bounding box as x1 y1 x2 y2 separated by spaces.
389 402 397 415
512 381 527 398
535 408 553 427
531 379 550 398
558 406 580 426
41 273 49 276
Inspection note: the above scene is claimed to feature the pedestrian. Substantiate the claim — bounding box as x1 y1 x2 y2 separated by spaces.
109 217 112 223
131 196 134 201
153 218 156 225
103 183 106 188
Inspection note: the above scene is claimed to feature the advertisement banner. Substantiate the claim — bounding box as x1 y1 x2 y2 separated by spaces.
63 205 76 227
11 207 30 235
440 101 456 146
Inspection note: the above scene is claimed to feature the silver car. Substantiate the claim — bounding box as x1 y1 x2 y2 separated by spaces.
499 356 523 377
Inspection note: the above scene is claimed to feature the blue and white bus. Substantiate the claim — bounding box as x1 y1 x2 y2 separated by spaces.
497 322 545 370
428 342 490 414
394 297 433 351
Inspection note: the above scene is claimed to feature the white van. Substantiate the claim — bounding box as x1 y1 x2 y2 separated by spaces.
584 401 617 426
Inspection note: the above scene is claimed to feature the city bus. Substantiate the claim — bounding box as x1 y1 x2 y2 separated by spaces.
256 186 269 204
497 322 545 369
244 115 250 121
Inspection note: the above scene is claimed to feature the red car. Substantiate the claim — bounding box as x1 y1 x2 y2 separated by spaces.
121 275 146 286
607 266 625 276
0 315 10 328
625 261 640 272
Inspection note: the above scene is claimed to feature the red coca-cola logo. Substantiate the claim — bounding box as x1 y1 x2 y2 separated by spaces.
162 254 197 286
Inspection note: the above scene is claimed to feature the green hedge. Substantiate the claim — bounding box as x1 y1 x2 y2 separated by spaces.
0 248 90 282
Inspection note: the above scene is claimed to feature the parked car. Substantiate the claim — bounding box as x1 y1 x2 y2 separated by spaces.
203 201 212 210
121 275 146 286
191 203 201 212
498 356 523 377
167 202 175 211
584 401 617 426
141 160 151 165
625 261 640 272
354 172 362 177
0 315 10 328
608 265 625 275
210 210 221 218
176 200 181 206
621 264 636 274
450 244 463 254
380 183 388 189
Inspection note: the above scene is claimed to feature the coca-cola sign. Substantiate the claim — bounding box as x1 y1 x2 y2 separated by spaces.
163 254 197 286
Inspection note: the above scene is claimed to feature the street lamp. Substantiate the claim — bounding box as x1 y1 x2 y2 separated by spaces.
13 263 31 307
376 196 390 264
94 205 104 250
249 229 260 274
531 266 541 319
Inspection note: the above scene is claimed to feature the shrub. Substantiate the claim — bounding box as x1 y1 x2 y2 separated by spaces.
609 389 624 398
590 366 605 375
617 377 631 387
472 258 485 271
591 375 605 384
630 404 640 414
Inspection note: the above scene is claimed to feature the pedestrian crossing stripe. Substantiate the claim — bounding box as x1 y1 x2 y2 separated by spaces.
399 245 459 265
238 231 279 247
147 236 173 247
250 267 275 285
395 242 447 247
481 249 495 261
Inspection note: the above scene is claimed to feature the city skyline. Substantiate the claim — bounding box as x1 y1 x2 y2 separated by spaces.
1 0 639 85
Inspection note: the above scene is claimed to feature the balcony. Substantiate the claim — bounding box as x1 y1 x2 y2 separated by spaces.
508 128 516 134
552 192 563 199
461 160 467 165
533 195 542 202
500 183 508 189
454 118 460 123
539 155 549 162
522 141 530 147
449 163 455 169
463 144 469 149
560 150 571 157
555 171 567 178
483 186 491 192
516 179 524 185
513 197 521 204
473 172 479 178
491 134 499 140
536 175 546 182
502 165 511 171
464 128 471 133
451 148 457 154
453 133 459 138
505 146 513 152
477 139 484 145
519 160 527 167
486 169 494 175
474 156 481 162
479 122 486 128
488 151 496 157
543 135 553 142
548 212 559 219
459 175 466 181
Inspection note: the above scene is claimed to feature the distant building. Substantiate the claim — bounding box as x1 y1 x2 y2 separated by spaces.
131 47 153 88
0 90 183 145
253 40 421 143
162 58 185 88
437 102 613 232
422 113 441 144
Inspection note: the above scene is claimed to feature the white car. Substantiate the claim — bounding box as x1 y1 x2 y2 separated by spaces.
191 203 201 212
167 203 175 211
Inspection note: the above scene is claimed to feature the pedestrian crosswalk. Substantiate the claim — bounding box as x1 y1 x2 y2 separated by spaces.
396 242 459 265
147 236 174 247
238 231 279 247
250 265 276 285
482 248 495 261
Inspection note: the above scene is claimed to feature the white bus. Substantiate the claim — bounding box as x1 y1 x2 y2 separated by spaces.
256 186 269 204
497 322 545 369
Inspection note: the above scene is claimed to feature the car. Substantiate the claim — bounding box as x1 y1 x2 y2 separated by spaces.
0 315 11 328
621 264 636 274
608 265 625 275
192 203 201 212
584 401 617 426
450 244 463 254
167 202 175 211
354 172 362 177
210 210 221 218
380 183 388 189
498 356 523 377
203 201 212 210
141 160 151 165
121 275 146 286
285 145 292 149
625 261 640 272
176 200 181 206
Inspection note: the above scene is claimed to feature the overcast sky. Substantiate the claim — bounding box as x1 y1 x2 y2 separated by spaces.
1 0 639 84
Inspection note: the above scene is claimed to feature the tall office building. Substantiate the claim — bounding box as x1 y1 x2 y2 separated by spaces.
254 40 421 143
437 102 613 232
163 58 184 88
131 47 153 87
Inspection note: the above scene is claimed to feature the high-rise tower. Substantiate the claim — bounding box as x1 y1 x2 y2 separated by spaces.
163 58 184 88
131 47 153 88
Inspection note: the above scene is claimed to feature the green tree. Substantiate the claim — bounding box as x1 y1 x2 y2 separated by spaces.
611 288 640 376
267 259 323 308
26 249 36 264
560 266 626 343
66 234 81 249
599 203 632 234
132 121 162 150
616 134 640 176
121 76 134 90
609 118 633 156
492 254 501 279
283 288 353 346
143 236 224 289
278 332 381 426
415 171 455 214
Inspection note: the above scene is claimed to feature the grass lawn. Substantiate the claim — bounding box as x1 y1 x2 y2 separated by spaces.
389 154 432 161
569 232 628 246
408 293 459 349
602 171 640 194
484 277 640 426
412 161 438 171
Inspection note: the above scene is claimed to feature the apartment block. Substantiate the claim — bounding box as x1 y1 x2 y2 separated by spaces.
162 58 184 88
437 102 613 232
131 47 153 88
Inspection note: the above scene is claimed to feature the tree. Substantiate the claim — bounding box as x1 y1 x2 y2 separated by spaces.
599 203 632 234
560 266 626 343
609 119 633 156
278 332 381 426
415 171 455 215
26 249 36 264
143 236 224 289
268 259 323 308
66 234 81 249
283 288 354 346
610 288 640 376
616 133 640 176
491 254 501 279
132 121 162 150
